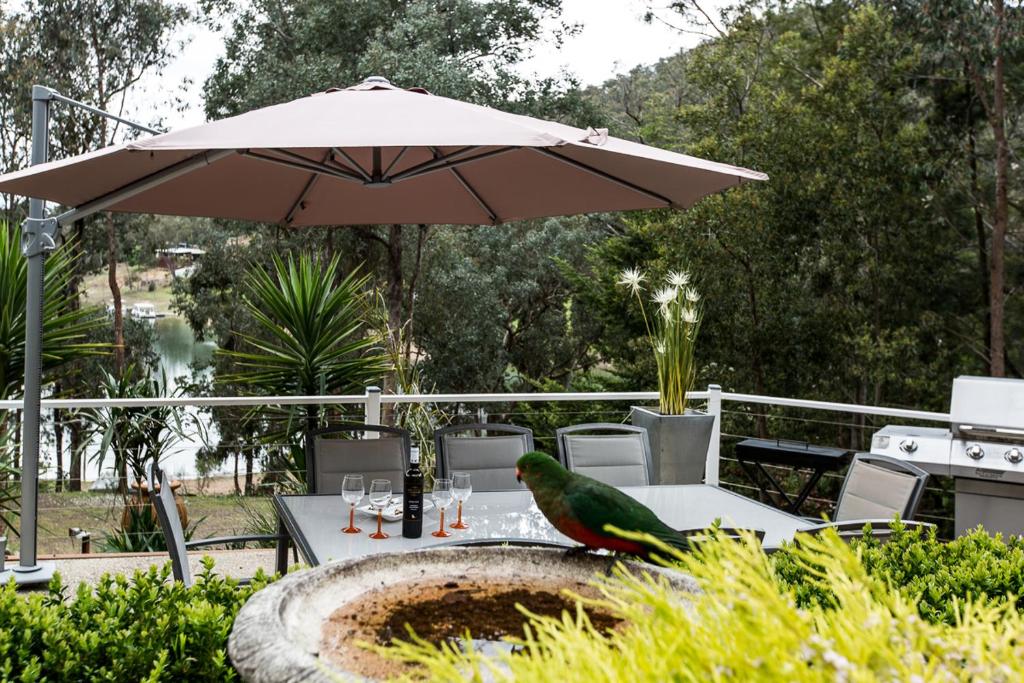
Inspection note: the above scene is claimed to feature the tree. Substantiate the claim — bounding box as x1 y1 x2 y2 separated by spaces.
415 218 604 392
892 0 1022 376
27 0 188 373
203 0 595 406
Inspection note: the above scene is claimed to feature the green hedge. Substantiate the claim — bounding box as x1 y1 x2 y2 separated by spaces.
771 522 1024 624
0 559 272 682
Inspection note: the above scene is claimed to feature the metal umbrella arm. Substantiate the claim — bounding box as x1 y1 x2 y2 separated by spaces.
7 85 169 586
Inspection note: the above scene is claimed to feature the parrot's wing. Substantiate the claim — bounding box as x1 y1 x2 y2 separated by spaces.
565 477 690 551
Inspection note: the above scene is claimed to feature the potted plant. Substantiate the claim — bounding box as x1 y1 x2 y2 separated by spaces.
618 268 715 484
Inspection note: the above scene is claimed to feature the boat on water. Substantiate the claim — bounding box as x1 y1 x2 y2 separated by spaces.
129 302 159 319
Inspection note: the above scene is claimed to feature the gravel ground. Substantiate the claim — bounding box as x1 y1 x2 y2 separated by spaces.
41 548 281 587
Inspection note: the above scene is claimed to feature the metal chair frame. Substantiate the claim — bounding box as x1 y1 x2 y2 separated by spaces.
306 422 412 494
148 462 285 586
830 452 930 522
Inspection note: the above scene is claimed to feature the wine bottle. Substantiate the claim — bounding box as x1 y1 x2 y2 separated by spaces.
402 446 424 538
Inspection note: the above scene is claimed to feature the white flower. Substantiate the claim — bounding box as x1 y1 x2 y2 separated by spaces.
685 287 700 303
653 286 677 308
682 307 698 324
667 270 690 287
617 267 645 293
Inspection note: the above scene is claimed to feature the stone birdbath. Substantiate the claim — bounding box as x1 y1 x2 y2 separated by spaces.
229 546 697 682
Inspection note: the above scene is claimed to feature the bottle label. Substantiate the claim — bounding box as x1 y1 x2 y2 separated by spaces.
405 484 423 519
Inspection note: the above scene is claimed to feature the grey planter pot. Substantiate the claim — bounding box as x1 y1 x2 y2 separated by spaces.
631 406 715 484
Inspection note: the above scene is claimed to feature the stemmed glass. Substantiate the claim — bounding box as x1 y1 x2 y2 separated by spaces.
341 474 364 533
450 472 472 529
368 479 392 540
431 478 454 538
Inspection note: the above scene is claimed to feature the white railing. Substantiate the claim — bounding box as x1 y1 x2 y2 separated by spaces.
0 384 952 489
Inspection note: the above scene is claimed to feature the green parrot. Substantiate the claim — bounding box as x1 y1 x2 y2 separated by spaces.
515 451 690 559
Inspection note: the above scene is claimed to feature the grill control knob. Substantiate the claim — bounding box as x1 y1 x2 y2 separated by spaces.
966 444 985 460
898 439 918 454
1005 448 1023 465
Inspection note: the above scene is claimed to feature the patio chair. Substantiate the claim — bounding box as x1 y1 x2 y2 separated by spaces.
556 423 653 486
827 453 930 522
307 423 411 494
433 422 534 491
148 462 285 587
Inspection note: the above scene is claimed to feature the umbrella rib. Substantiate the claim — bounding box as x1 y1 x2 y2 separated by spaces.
530 147 676 208
241 150 364 185
270 148 367 183
389 146 517 183
385 146 477 182
330 147 372 182
382 146 409 177
430 146 497 224
283 150 332 225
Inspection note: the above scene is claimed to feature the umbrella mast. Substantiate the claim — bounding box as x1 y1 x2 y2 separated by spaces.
6 86 167 585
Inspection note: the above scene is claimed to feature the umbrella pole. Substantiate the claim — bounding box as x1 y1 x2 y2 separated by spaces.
8 86 57 584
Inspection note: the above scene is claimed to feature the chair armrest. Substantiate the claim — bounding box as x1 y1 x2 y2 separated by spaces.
185 534 285 549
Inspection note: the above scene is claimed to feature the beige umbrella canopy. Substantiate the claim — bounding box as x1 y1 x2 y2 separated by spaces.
0 77 766 226
0 76 766 585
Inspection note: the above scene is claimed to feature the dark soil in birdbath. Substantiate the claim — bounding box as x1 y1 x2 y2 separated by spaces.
321 576 622 680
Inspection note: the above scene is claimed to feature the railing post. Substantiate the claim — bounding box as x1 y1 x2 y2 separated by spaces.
705 384 722 486
363 386 381 438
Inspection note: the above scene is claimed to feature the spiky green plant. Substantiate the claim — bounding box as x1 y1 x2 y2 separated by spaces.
617 268 702 414
379 529 1024 681
219 253 390 484
0 226 106 401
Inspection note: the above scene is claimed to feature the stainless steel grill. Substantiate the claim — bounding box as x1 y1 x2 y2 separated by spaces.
871 375 1024 537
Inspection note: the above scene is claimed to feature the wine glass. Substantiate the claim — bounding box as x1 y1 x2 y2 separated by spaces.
431 478 454 537
450 472 472 529
368 479 392 540
341 474 364 533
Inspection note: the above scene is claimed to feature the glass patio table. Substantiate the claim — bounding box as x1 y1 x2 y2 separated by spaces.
273 485 814 566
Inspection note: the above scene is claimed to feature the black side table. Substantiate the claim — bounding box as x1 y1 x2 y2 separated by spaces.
734 439 852 515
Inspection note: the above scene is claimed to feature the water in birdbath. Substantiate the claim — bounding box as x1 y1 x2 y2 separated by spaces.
320 576 622 679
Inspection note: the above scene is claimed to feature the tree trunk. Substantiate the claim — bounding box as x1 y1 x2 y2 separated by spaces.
967 122 992 373
987 0 1008 377
69 420 83 492
245 451 254 495
107 213 125 374
233 451 241 495
382 224 404 424
54 406 63 492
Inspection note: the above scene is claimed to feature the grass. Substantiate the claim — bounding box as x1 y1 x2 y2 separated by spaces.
7 490 273 555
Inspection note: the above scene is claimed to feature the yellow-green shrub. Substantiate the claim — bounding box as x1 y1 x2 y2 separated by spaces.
381 531 1024 681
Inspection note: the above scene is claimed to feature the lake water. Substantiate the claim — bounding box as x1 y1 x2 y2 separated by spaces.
59 317 236 483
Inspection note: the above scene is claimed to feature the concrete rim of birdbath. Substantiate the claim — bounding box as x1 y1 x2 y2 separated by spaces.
228 546 698 682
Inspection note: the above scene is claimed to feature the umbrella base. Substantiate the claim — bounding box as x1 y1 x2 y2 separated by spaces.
0 561 56 589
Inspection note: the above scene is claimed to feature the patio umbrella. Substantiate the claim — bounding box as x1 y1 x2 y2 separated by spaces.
0 76 766 581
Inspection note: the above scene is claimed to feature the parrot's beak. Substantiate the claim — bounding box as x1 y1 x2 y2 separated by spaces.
515 467 522 483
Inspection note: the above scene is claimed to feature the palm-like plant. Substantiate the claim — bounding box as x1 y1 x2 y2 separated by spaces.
0 225 105 535
219 253 390 483
0 226 106 400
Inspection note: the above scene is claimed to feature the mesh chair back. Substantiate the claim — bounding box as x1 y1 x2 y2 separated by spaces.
310 424 411 495
834 453 929 522
434 423 534 491
556 424 653 486
148 462 191 585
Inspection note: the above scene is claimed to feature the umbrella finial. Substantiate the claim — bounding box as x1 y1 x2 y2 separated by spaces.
363 76 391 86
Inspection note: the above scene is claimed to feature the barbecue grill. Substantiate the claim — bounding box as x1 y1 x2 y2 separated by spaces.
870 375 1024 537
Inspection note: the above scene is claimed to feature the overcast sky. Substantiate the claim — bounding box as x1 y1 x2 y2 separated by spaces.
134 0 728 131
